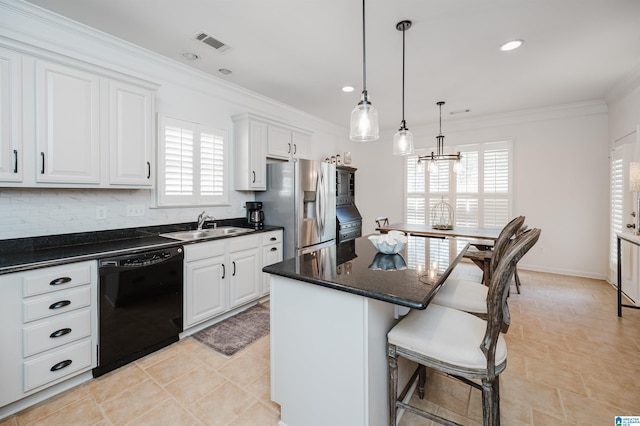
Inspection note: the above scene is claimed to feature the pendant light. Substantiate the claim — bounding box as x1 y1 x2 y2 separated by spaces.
392 20 414 156
350 0 379 142
417 101 462 172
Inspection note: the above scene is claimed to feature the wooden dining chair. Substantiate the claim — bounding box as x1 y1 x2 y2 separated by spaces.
387 228 541 426
429 216 525 327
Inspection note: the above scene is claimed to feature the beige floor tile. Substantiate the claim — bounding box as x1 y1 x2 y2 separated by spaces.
15 384 88 425
188 381 257 426
243 335 270 361
524 357 587 396
125 398 200 426
27 396 103 426
500 373 564 419
420 370 471 417
135 342 183 370
144 350 205 385
186 338 234 370
244 370 280 413
559 389 626 425
165 364 228 406
86 362 150 403
0 416 17 426
218 353 269 387
531 409 571 426
228 401 279 426
101 379 171 425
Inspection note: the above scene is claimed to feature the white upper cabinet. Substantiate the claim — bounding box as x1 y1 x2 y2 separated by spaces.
0 47 22 182
267 125 312 160
35 60 101 184
108 80 154 186
0 47 158 189
233 114 267 191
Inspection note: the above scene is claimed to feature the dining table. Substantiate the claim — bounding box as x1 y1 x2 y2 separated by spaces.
376 222 501 285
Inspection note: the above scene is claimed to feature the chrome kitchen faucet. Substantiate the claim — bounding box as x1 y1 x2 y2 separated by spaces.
197 211 216 230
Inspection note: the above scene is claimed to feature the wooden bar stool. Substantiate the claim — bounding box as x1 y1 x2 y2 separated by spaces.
387 228 541 426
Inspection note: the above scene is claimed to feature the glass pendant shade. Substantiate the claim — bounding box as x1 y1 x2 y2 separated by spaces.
428 158 438 173
350 99 379 141
393 127 414 155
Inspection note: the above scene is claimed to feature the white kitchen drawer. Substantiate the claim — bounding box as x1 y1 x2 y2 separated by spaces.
23 338 92 392
22 285 91 323
229 234 260 252
185 239 226 262
262 231 282 245
23 308 91 357
22 261 93 297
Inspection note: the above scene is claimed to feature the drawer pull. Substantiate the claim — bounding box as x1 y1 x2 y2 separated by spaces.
50 359 72 372
270 237 277 241
49 300 71 310
50 277 72 286
270 247 278 251
50 328 72 338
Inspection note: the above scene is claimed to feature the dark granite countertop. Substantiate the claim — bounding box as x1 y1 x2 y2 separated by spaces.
263 235 468 309
0 219 283 275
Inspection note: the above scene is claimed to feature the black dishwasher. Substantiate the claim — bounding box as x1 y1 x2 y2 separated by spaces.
94 246 184 377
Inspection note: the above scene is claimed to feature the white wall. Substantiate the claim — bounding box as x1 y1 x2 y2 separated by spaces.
0 1 347 239
352 102 610 279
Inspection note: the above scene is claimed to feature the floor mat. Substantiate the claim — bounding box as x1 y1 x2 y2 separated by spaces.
191 304 270 356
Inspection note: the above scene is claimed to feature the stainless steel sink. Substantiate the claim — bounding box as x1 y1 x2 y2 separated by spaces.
160 227 253 241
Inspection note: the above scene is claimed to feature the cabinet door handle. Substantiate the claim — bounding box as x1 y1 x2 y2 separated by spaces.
270 247 278 252
50 277 72 286
222 264 226 279
252 171 256 183
50 328 72 338
293 144 297 154
270 237 277 241
49 300 71 310
287 143 291 154
146 161 151 179
50 359 72 372
232 261 236 276
40 152 45 174
13 149 18 173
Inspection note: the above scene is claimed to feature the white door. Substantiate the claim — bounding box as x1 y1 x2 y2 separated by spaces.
185 255 227 327
610 133 639 304
229 247 260 308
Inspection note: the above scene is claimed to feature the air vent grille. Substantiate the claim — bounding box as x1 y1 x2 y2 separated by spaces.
194 32 231 53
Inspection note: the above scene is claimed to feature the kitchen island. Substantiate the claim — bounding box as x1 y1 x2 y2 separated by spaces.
264 236 468 426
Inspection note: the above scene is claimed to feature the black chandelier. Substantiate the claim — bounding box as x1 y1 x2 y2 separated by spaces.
417 101 462 173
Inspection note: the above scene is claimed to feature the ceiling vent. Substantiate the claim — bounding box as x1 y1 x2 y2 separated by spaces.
194 32 232 53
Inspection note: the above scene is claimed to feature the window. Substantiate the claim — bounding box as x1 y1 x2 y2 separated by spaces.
406 140 512 228
157 115 228 207
405 141 512 267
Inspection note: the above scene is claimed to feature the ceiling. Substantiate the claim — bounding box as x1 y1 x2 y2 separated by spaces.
24 0 640 131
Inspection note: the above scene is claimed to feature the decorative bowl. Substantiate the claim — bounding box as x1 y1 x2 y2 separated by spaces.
368 231 407 255
368 253 407 271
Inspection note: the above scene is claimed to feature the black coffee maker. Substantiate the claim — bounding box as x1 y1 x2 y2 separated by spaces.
246 201 265 230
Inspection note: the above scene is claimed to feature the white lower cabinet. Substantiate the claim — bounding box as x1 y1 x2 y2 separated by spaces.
184 241 228 328
0 261 97 409
183 230 282 330
261 231 283 295
229 241 261 309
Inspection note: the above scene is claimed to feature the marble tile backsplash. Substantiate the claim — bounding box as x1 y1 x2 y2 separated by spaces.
0 189 254 240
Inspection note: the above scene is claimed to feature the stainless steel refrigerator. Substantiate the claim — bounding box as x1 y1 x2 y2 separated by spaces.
256 159 336 260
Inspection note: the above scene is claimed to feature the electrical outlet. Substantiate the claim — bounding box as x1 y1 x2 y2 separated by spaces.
96 206 106 220
126 205 145 217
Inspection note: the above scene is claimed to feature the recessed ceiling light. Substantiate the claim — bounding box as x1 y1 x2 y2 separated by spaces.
218 68 232 75
342 86 355 93
182 52 200 61
500 39 523 52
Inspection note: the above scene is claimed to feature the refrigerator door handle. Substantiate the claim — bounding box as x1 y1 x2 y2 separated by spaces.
315 170 322 237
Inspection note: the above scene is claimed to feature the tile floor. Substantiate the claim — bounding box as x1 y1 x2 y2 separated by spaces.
2 266 640 425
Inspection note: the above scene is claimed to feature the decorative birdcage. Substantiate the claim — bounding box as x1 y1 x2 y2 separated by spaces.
431 197 454 230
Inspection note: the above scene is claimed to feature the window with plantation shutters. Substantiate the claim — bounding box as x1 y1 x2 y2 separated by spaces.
157 116 228 206
405 140 511 230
